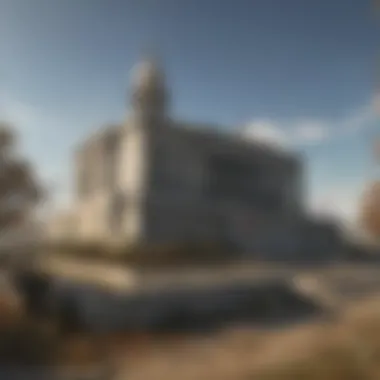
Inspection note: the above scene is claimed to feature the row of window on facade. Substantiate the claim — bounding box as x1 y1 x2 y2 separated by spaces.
78 150 290 211
79 145 291 219
76 134 119 197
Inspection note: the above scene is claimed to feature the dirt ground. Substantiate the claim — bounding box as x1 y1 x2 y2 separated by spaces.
3 278 380 379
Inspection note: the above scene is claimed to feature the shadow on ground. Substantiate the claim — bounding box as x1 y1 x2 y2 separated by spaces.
13 270 324 335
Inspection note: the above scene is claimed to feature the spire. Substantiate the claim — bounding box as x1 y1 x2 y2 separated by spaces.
129 55 168 122
131 55 164 91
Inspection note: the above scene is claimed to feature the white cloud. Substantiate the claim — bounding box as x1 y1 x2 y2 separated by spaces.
242 98 377 148
292 121 330 144
242 119 329 148
241 119 290 148
242 100 377 226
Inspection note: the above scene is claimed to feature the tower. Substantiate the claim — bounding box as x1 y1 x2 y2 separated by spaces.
130 57 169 126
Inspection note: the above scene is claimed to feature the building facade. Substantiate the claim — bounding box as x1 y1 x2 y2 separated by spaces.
52 58 310 257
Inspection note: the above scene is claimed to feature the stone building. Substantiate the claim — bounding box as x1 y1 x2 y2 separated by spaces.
52 58 309 258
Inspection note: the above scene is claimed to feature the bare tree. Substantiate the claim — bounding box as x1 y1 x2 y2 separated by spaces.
0 122 42 233
360 180 380 239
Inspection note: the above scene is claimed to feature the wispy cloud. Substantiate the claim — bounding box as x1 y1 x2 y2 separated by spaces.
242 99 377 148
241 119 289 148
0 93 43 132
242 99 378 225
291 120 330 145
339 103 375 134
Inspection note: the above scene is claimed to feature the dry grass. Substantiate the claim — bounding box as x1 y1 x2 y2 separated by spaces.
3 289 380 379
47 297 380 380
111 297 380 380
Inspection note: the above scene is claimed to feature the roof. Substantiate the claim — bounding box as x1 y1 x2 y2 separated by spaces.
74 118 300 167
74 124 122 156
170 120 300 163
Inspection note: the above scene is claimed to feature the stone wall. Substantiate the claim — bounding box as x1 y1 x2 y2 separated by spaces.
70 123 150 246
142 198 219 245
65 118 305 256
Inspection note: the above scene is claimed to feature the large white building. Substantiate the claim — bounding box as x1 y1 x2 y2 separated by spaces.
50 58 316 258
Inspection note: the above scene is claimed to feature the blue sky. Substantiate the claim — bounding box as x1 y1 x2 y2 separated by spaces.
0 0 379 223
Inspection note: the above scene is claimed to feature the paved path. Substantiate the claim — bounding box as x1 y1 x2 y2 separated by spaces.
42 257 317 293
41 257 380 300
36 256 380 328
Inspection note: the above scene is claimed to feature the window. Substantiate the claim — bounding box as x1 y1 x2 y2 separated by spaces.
109 193 125 233
207 154 262 201
77 152 89 198
206 154 284 212
104 134 118 190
